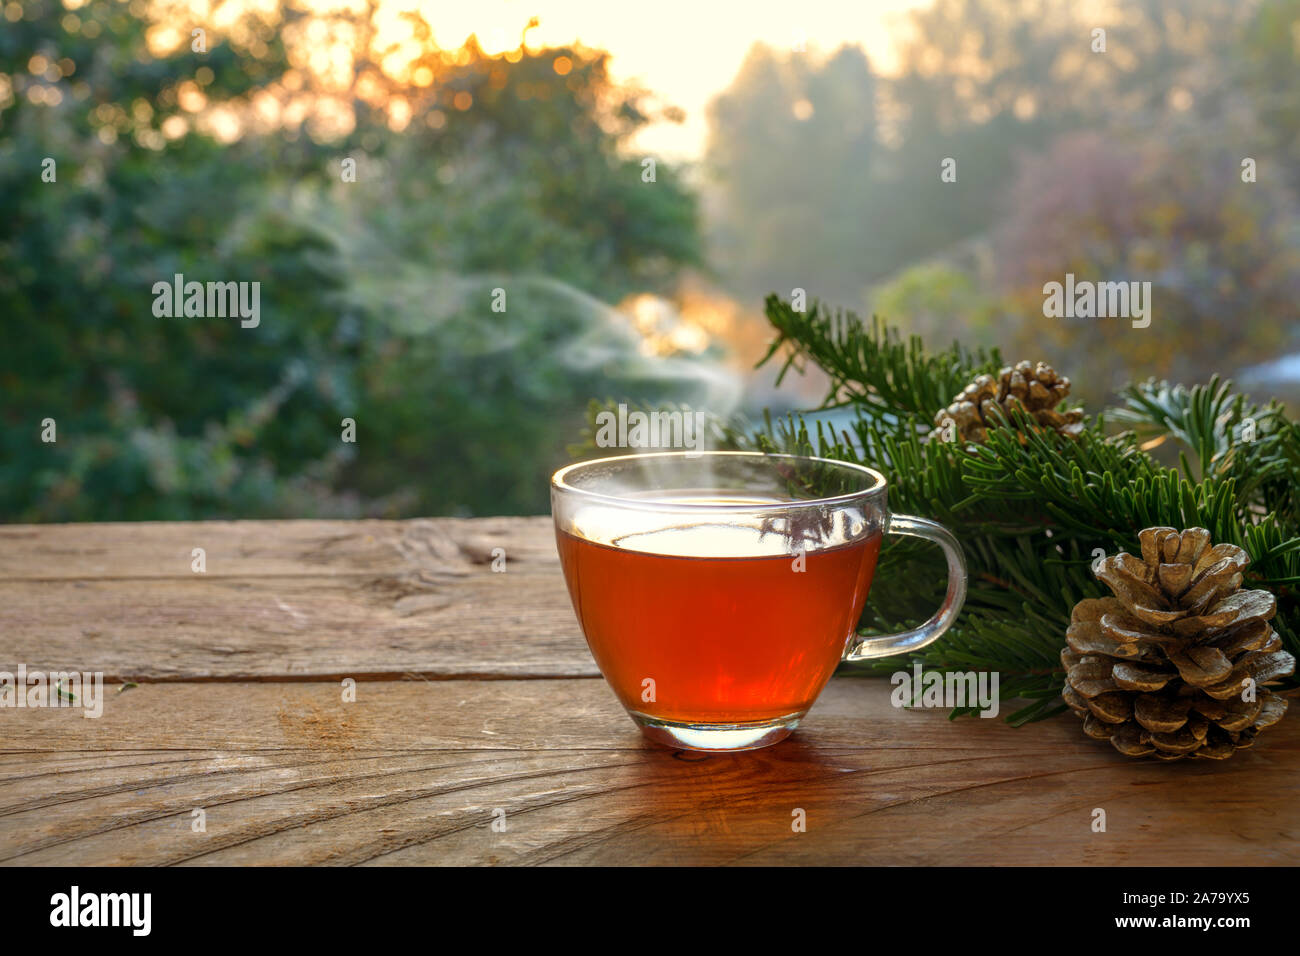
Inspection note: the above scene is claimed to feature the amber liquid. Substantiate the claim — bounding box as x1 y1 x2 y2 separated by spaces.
556 523 881 724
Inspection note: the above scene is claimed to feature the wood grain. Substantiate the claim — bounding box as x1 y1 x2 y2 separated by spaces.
2 517 1297 866
0 518 597 681
0 518 558 580
3 679 1297 866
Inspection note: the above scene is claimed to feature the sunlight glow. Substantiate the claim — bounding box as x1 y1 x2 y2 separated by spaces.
133 0 925 155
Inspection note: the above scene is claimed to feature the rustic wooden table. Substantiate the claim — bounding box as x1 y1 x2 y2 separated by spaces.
2 517 1296 866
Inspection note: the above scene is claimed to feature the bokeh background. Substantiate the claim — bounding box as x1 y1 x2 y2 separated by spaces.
4 0 1299 522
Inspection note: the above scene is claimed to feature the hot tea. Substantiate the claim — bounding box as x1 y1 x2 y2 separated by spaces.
556 503 882 724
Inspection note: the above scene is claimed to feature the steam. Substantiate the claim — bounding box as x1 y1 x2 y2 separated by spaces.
335 256 744 424
296 190 748 483
528 276 744 416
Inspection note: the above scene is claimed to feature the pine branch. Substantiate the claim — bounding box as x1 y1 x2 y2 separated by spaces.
1112 377 1300 523
758 295 1001 422
748 295 1300 720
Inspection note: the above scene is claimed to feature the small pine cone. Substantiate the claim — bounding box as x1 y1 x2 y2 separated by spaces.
1062 527 1295 760
932 360 1084 443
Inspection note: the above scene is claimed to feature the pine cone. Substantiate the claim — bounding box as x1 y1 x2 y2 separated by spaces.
933 360 1084 443
1063 527 1295 760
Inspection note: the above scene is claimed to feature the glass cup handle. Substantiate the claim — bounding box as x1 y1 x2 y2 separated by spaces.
844 514 967 661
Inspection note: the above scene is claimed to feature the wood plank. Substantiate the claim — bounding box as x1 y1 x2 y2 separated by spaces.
3 678 1296 866
0 518 559 580
0 517 596 681
0 576 592 681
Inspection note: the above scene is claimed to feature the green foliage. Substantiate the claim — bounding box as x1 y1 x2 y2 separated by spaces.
0 2 705 520
746 296 1300 723
1112 378 1300 525
869 263 1004 351
759 294 1002 417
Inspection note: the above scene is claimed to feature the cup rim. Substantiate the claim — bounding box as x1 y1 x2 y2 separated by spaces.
551 450 888 513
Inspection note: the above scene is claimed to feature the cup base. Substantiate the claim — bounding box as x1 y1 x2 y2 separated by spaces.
628 710 803 752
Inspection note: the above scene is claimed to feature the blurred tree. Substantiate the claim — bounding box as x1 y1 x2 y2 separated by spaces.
316 37 708 515
1237 0 1300 195
993 130 1300 403
0 0 349 520
870 260 1004 351
0 1 706 521
706 43 878 305
704 0 1264 319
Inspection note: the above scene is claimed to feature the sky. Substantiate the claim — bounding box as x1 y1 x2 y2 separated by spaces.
411 0 932 159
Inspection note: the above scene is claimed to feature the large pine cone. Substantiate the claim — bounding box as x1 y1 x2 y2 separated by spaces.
1063 527 1295 760
934 360 1084 442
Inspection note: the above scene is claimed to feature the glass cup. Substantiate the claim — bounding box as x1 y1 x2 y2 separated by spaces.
551 451 967 751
